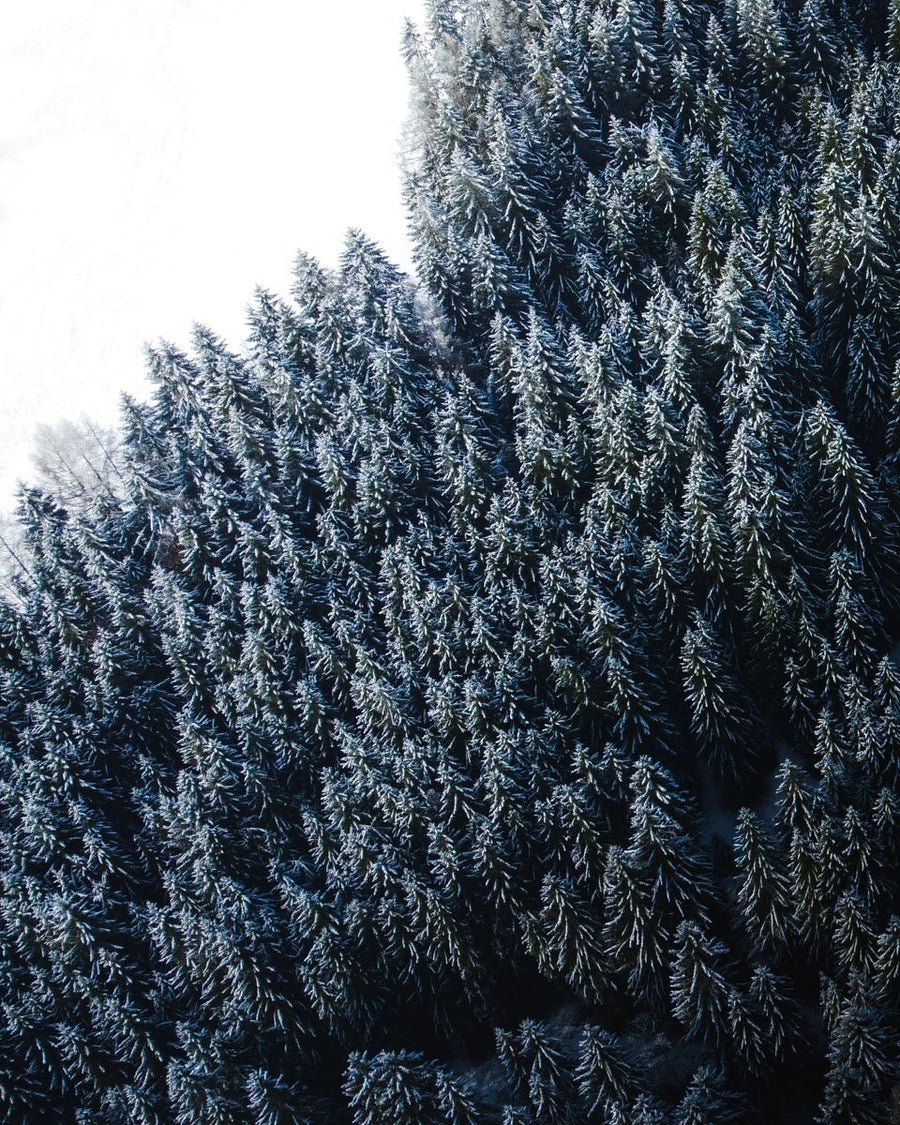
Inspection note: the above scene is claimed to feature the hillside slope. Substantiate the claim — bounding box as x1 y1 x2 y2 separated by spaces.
2 0 900 1121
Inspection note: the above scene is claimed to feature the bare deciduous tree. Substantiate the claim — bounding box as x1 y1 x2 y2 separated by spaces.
30 415 125 505
0 415 126 600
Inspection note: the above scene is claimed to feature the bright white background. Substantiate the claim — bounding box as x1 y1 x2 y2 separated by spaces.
0 0 425 506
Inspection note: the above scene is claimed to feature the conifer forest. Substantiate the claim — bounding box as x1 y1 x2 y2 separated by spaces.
6 0 900 1120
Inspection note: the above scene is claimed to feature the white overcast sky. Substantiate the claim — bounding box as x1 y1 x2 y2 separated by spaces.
0 0 425 507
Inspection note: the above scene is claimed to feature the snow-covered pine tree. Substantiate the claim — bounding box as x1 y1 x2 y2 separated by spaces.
2 0 900 1121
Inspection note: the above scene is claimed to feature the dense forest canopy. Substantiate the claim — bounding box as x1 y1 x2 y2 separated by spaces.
3 0 900 1121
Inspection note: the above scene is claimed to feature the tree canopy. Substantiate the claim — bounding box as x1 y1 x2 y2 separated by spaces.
1 0 900 1121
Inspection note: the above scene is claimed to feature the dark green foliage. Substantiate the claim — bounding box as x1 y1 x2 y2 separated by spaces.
675 1066 751 1124
734 808 792 955
670 921 734 1048
574 1026 638 1118
2 0 900 1121
344 1052 463 1125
